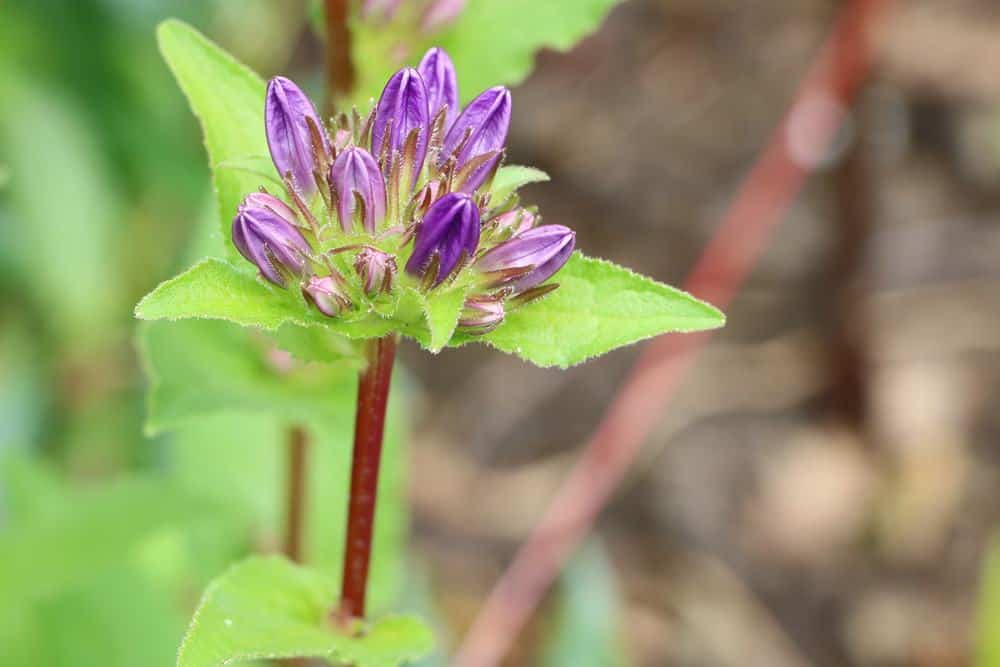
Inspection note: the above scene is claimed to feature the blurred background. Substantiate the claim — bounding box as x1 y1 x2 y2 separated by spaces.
1 1 999 665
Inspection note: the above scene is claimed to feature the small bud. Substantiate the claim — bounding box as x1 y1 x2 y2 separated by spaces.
329 146 387 233
458 294 505 334
440 86 511 168
418 48 459 131
490 208 537 237
354 247 397 295
405 192 481 286
265 77 330 197
372 68 430 183
302 275 352 317
475 224 575 292
421 0 466 32
232 193 311 287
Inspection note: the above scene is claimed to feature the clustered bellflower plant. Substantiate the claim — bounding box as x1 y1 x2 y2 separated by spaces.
234 48 573 341
137 17 724 667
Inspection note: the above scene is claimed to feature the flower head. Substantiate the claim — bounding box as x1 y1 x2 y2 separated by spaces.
232 192 311 287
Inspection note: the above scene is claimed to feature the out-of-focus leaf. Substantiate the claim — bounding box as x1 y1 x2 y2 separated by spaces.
541 539 630 667
139 318 358 435
977 535 1000 667
157 19 272 262
177 556 433 667
0 77 121 346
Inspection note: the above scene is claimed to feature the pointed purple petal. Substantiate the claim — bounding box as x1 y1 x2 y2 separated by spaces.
265 77 328 197
440 86 511 167
418 47 459 130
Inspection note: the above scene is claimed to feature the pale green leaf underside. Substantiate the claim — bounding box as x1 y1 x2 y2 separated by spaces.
157 19 271 262
491 165 549 203
476 253 725 368
178 556 433 667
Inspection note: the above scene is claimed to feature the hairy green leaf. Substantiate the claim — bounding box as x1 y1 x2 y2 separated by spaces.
178 556 433 667
476 253 724 368
157 19 271 261
421 285 470 353
491 165 550 203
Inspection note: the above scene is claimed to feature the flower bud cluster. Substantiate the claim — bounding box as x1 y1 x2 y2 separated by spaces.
231 47 574 338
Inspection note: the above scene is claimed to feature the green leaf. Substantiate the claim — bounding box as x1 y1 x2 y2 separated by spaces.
541 540 629 667
439 0 626 101
134 259 396 339
421 285 470 353
476 253 724 368
491 165 550 203
976 536 1000 667
178 556 433 667
268 322 362 364
139 319 359 435
157 19 272 261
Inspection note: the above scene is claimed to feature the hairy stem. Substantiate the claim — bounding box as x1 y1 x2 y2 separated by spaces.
337 335 397 621
324 0 356 113
284 425 309 562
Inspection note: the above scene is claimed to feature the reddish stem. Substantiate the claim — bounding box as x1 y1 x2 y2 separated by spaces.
324 0 356 112
336 335 397 622
284 425 309 563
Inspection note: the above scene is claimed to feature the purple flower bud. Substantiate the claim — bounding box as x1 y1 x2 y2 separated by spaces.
440 86 511 168
302 275 351 317
422 0 466 32
490 208 537 237
458 294 505 335
372 68 430 181
455 150 503 194
265 77 329 197
329 146 386 233
232 193 311 287
418 48 459 130
406 193 480 286
354 247 397 295
475 224 575 292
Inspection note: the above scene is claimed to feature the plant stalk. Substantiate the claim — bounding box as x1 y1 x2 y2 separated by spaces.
324 0 356 113
284 425 309 563
337 335 397 621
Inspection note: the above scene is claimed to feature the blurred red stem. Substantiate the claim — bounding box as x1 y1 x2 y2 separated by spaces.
324 0 355 112
452 1 894 665
336 336 397 622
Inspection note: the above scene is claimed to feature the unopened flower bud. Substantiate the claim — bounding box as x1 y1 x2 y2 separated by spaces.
329 146 386 233
418 48 459 130
302 275 351 317
490 208 537 237
265 77 330 197
475 224 575 292
354 247 397 295
232 193 311 287
372 68 430 184
458 294 505 334
440 86 511 168
405 192 480 286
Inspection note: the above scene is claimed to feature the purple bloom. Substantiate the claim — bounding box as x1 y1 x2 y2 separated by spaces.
372 68 430 185
440 86 511 168
265 77 329 197
232 193 311 287
302 275 352 317
329 146 386 233
418 48 459 130
458 294 505 334
354 247 397 295
406 193 480 286
475 224 575 292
